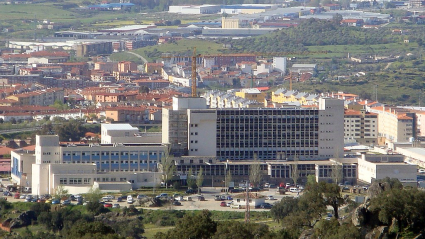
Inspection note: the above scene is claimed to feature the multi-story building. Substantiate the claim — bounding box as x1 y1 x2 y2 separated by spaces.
344 109 378 145
11 135 165 195
163 97 344 160
162 97 207 156
6 88 64 106
104 107 149 123
369 106 416 143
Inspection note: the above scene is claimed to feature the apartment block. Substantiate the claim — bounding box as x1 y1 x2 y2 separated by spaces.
344 109 378 145
369 106 416 143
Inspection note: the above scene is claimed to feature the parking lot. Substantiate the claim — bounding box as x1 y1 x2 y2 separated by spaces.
1 187 300 211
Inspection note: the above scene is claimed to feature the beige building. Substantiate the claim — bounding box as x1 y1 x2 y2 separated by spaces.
344 109 378 145
222 17 239 29
369 106 416 144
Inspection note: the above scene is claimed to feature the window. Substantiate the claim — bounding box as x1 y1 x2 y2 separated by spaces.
60 178 67 184
83 178 91 184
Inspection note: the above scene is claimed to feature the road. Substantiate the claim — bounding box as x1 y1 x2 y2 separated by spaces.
125 51 148 64
0 126 41 134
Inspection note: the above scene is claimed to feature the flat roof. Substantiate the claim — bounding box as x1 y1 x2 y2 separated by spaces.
102 124 138 131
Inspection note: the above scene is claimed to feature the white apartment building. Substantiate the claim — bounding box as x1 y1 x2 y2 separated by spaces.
11 135 165 195
163 97 344 160
369 106 416 143
344 109 378 145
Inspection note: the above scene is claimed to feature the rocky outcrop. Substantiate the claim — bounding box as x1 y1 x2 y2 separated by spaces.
298 228 315 239
8 211 36 229
365 226 388 239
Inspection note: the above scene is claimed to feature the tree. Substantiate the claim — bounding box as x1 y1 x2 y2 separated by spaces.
331 148 343 184
213 221 273 239
65 220 122 239
155 210 217 239
187 168 196 189
10 118 17 124
271 197 299 223
291 154 299 186
196 167 204 194
225 169 232 188
38 122 54 135
139 86 149 93
319 181 345 219
85 187 103 203
54 119 85 141
249 154 262 187
160 145 176 189
53 185 68 200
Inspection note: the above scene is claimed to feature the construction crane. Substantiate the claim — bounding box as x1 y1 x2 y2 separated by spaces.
161 50 328 96
191 48 200 97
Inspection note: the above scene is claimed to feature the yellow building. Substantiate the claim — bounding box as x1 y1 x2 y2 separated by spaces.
235 88 266 106
272 88 319 106
222 17 239 29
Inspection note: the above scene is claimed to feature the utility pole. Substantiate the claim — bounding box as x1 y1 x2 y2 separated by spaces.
375 85 378 102
245 180 250 223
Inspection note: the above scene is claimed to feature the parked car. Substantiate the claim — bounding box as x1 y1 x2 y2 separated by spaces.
127 195 134 204
226 202 232 207
197 196 205 201
52 199 60 204
185 189 196 194
117 197 123 202
102 196 113 202
112 204 120 208
419 169 425 173
19 194 26 199
137 194 147 199
266 195 275 200
172 201 182 206
220 201 227 207
62 200 71 205
104 203 113 208
175 196 184 201
260 203 272 209
25 195 33 202
156 193 168 199
214 195 223 201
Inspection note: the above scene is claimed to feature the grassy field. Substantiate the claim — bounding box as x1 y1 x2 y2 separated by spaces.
307 42 418 57
109 52 144 64
144 224 174 239
128 39 225 62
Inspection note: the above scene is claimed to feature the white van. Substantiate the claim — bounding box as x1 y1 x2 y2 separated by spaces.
289 187 299 193
127 195 134 204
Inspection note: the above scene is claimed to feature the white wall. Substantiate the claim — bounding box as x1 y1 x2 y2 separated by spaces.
187 109 217 156
273 57 286 75
318 98 344 158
